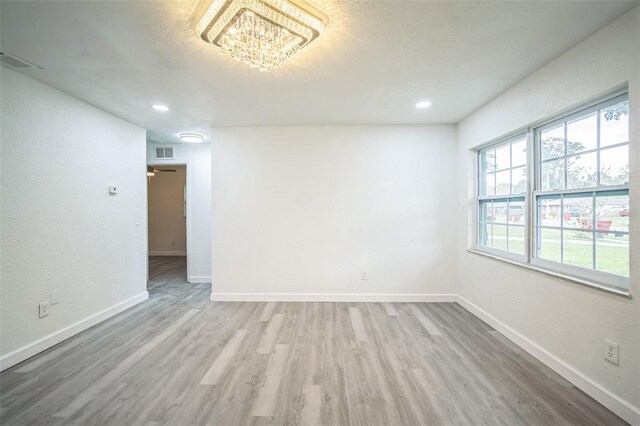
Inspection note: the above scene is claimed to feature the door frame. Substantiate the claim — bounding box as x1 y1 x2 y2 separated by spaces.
147 162 190 281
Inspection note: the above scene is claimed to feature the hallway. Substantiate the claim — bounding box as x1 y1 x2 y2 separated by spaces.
148 256 190 291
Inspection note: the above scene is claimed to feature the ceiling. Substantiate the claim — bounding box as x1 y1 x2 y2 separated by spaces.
1 1 638 144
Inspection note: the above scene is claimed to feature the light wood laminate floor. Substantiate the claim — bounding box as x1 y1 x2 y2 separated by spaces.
0 257 626 425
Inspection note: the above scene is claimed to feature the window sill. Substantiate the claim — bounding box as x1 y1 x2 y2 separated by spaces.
466 249 632 299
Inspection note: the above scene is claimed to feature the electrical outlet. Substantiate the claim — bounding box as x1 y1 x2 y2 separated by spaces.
361 270 368 280
604 340 619 365
39 301 50 318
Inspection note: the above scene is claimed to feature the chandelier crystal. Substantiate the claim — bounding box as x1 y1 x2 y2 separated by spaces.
197 0 328 71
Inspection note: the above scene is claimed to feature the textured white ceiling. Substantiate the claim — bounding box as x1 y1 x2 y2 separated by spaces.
1 0 638 144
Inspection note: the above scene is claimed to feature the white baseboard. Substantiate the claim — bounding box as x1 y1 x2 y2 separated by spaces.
189 276 212 284
210 293 457 302
0 291 149 372
456 296 640 426
149 251 186 256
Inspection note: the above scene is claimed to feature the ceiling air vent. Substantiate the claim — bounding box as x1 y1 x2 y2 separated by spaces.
155 146 175 160
0 51 43 70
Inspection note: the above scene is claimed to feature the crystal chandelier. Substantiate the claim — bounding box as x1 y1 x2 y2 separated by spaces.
197 0 328 71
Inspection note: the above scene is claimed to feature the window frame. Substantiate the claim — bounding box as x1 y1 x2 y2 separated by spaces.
476 132 529 262
473 90 630 295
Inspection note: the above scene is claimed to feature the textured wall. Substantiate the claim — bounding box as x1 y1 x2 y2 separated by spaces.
211 125 457 298
455 7 640 411
1 68 148 363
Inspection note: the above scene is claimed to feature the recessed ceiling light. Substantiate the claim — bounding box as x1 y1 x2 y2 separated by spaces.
152 104 169 112
196 0 328 72
415 100 432 109
179 133 205 143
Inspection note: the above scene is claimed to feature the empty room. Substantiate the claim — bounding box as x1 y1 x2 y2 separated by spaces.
0 0 638 425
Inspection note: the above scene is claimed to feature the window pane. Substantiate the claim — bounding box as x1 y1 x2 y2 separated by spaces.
541 124 565 160
493 224 508 251
511 167 527 194
508 226 525 255
481 149 496 173
596 233 629 277
508 200 525 226
567 112 597 155
600 145 629 186
539 228 561 263
479 223 493 247
541 159 565 191
563 229 593 270
600 100 629 147
493 200 508 223
563 194 593 230
479 200 492 223
512 138 527 167
538 196 562 227
596 193 629 233
495 144 510 170
567 151 597 189
495 170 510 196
483 172 496 196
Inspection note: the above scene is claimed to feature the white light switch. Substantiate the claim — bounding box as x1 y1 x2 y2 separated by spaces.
135 217 141 227
109 186 118 195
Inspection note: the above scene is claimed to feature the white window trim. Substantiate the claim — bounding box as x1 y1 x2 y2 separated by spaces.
467 248 631 298
472 90 631 297
476 133 529 261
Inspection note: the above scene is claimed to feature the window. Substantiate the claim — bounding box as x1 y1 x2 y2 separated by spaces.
475 92 630 294
478 134 527 259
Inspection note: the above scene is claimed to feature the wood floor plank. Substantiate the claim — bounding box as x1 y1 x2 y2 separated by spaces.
348 306 369 342
409 367 449 424
251 344 290 417
381 302 398 316
257 302 276 322
256 313 285 354
199 329 248 385
300 384 322 426
409 303 443 336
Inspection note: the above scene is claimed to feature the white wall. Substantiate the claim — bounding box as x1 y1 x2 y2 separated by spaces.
455 7 640 422
211 125 457 301
148 167 187 255
147 143 211 283
0 68 148 370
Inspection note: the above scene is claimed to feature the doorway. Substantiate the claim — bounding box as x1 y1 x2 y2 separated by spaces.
147 164 187 285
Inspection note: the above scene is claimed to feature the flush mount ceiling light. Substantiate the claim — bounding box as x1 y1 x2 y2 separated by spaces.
152 104 169 112
415 100 432 109
196 0 328 72
179 133 205 143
